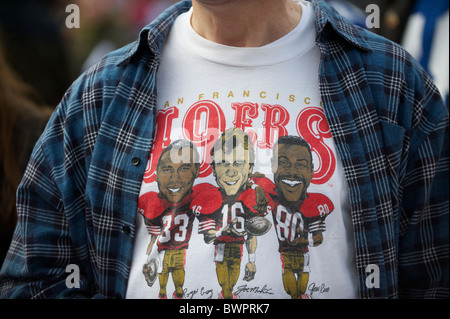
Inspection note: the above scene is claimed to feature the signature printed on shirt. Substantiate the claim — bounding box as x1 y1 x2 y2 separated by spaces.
308 282 330 296
184 286 215 299
235 284 275 296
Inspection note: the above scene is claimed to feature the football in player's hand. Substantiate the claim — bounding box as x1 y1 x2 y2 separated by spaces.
142 259 158 287
244 216 272 236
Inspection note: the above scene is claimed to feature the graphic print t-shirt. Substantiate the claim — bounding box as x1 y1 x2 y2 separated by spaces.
126 1 359 299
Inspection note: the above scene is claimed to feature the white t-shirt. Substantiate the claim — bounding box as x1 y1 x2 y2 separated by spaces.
126 1 359 299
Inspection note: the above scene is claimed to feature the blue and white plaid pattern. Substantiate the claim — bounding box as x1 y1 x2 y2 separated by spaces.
0 0 448 299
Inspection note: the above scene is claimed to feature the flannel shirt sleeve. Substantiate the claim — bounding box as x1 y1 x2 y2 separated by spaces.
398 68 449 298
0 76 101 299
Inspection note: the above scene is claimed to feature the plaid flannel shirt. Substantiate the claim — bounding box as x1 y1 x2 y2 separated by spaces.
1 0 448 299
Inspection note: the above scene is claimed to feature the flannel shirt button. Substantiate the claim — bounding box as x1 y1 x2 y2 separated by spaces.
122 225 131 234
131 157 140 166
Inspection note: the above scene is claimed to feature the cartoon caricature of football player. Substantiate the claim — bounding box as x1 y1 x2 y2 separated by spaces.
256 135 334 299
138 140 212 299
191 128 268 299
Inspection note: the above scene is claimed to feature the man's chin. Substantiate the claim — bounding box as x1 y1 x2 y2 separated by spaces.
279 187 304 203
224 187 240 196
219 182 243 196
165 190 188 204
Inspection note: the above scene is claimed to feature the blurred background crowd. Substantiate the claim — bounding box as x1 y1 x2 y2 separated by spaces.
0 0 448 265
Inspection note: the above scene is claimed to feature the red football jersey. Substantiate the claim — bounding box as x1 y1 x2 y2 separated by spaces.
138 183 213 251
271 193 334 253
191 186 261 245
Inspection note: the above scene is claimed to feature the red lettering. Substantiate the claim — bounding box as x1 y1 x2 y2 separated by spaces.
257 103 290 149
231 102 259 145
182 100 226 178
296 107 336 184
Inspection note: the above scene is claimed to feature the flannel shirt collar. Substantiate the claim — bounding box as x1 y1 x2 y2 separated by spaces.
312 0 372 52
117 0 192 66
118 0 372 67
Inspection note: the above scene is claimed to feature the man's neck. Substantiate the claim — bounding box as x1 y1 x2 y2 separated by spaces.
191 0 302 47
